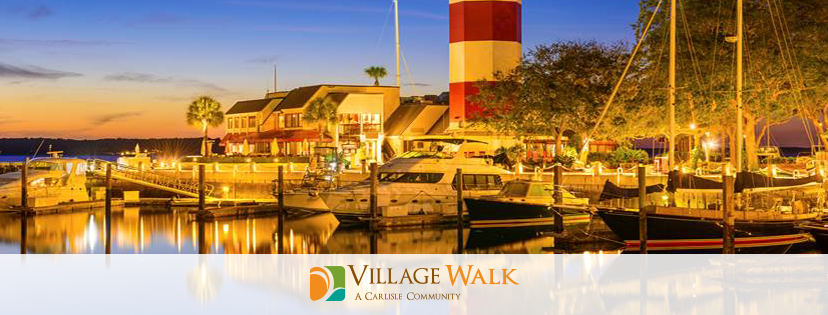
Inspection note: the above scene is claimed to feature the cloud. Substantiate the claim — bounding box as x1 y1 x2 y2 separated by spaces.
402 10 447 21
103 72 232 95
0 116 20 125
225 1 445 20
104 72 172 83
5 4 54 20
124 13 187 27
252 25 363 34
223 1 382 14
0 38 123 48
91 112 144 125
0 62 81 79
177 79 230 94
247 55 280 64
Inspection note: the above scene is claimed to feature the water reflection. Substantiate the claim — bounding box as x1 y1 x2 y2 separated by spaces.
217 253 828 314
0 207 650 254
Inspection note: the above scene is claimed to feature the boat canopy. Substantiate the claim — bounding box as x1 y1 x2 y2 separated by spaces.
599 180 665 201
666 170 823 193
411 138 488 145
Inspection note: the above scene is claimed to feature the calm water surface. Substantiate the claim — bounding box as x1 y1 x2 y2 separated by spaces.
1 207 819 254
0 207 628 254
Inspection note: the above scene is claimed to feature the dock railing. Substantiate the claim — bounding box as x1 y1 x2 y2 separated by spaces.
88 160 214 198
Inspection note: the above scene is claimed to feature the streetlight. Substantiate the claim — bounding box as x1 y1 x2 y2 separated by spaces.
703 140 718 163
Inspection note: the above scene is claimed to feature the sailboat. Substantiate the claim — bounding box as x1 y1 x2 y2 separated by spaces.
596 0 818 253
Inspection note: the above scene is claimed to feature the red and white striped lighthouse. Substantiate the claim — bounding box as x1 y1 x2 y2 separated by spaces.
449 0 522 127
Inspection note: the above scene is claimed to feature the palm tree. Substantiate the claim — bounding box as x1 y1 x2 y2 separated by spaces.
186 96 224 157
303 97 338 146
364 66 388 86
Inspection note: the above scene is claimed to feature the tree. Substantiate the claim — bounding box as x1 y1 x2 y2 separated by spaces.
304 97 338 146
364 66 388 86
470 41 655 160
635 0 828 170
186 96 224 157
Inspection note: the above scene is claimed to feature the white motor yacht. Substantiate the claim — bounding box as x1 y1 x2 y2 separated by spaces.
0 157 90 208
319 138 511 216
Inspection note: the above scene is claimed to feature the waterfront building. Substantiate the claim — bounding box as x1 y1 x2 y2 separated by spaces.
222 85 399 164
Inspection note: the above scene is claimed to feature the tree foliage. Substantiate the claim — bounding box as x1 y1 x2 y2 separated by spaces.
186 96 224 156
304 97 338 143
364 66 388 86
470 41 659 149
635 0 828 169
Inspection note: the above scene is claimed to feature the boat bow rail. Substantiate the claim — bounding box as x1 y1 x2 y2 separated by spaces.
88 160 214 198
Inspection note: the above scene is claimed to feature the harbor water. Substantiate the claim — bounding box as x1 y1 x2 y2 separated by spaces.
0 206 631 254
0 206 821 254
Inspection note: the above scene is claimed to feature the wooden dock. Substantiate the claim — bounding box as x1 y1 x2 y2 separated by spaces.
357 214 463 229
192 204 280 219
1 199 125 215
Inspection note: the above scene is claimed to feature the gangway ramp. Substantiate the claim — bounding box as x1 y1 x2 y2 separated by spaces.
89 160 214 199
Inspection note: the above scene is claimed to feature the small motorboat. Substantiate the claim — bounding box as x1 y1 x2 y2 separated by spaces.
0 156 91 209
464 180 591 229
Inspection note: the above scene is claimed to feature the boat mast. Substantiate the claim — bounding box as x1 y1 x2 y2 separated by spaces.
394 0 401 87
735 0 744 172
668 0 677 171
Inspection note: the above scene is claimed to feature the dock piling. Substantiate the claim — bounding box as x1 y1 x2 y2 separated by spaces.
638 165 648 254
105 163 112 254
21 157 28 211
20 213 27 254
370 163 378 223
456 168 464 253
277 166 284 255
722 171 735 254
553 165 564 233
198 164 206 212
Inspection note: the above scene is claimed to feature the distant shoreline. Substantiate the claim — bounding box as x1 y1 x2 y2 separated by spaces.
0 137 218 156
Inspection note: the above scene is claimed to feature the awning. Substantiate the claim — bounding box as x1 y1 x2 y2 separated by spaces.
223 129 332 144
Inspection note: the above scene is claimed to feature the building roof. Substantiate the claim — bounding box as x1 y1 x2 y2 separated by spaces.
325 93 348 105
384 104 427 136
426 110 450 135
274 86 324 111
226 99 273 115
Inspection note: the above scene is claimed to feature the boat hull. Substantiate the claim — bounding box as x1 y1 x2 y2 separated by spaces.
799 223 828 253
320 183 498 215
597 210 810 253
465 198 590 229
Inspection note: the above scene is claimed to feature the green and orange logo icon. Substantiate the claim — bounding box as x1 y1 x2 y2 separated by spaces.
310 266 346 301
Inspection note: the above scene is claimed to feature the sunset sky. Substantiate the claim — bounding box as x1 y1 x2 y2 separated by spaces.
0 0 640 139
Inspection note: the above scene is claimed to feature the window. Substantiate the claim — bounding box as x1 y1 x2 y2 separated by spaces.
241 117 247 128
29 161 62 171
499 182 529 197
249 116 256 128
527 184 555 198
452 174 503 190
379 172 443 184
285 113 303 128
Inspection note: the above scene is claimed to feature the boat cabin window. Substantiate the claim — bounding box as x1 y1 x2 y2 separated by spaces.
29 177 60 187
28 161 63 172
453 174 502 190
396 151 453 159
379 173 444 184
527 184 556 198
499 182 529 197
